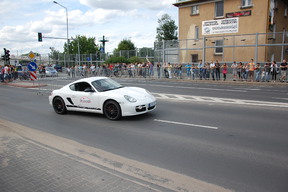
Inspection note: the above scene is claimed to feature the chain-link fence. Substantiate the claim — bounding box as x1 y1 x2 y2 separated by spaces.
154 32 288 65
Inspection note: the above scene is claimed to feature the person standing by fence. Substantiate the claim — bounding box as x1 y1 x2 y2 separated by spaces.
198 60 204 80
264 61 271 82
231 61 237 81
248 59 255 82
156 62 161 78
185 63 191 79
221 63 228 81
205 62 210 80
191 63 196 80
271 61 278 82
237 62 243 81
280 60 287 82
215 60 221 81
255 63 261 82
210 61 215 80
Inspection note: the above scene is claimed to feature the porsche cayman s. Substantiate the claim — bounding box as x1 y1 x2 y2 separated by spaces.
49 77 156 120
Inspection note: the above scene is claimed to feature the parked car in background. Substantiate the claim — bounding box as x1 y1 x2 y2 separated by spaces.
46 67 58 77
54 64 62 72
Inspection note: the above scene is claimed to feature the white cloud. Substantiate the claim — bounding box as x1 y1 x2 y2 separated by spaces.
0 0 178 56
80 0 175 10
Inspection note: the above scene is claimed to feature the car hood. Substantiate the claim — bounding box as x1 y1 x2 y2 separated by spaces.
108 87 152 99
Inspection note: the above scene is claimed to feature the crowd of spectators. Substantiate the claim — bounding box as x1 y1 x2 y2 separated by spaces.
1 59 287 83
160 59 287 82
0 64 29 82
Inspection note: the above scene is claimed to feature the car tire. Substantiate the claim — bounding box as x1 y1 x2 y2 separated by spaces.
53 97 67 114
103 100 121 120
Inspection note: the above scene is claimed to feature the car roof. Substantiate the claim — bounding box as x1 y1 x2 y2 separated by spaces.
72 77 108 84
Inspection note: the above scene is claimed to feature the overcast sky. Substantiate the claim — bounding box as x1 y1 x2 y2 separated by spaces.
0 0 178 57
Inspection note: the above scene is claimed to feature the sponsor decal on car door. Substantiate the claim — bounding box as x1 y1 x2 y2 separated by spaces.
71 92 100 111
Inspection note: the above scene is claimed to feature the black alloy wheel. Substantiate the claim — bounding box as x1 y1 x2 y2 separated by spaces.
103 100 121 120
53 97 67 114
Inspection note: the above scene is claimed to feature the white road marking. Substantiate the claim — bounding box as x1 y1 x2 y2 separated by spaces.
153 93 288 108
154 119 219 130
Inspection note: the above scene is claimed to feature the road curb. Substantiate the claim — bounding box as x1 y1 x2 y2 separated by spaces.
2 82 47 88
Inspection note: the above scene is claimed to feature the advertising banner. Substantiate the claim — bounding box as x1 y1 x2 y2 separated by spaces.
202 18 239 35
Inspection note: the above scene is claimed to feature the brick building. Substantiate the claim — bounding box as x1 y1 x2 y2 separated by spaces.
173 0 288 63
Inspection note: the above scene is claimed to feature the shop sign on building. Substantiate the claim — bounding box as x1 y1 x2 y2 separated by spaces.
226 10 252 18
202 18 239 35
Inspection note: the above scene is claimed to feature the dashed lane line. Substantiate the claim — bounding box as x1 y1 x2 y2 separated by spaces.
154 119 219 130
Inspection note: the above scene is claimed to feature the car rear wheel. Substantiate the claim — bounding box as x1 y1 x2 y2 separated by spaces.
103 100 121 120
53 97 67 114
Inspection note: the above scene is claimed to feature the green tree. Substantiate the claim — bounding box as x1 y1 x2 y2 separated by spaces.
113 39 137 58
116 39 136 51
64 35 99 54
49 48 61 60
156 14 178 42
128 56 144 63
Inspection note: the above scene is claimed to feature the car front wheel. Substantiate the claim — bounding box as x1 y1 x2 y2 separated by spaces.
103 100 121 120
53 97 67 114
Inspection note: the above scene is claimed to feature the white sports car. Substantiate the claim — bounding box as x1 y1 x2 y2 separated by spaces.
49 77 156 120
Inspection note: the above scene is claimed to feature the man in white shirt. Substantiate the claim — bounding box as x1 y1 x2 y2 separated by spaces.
210 61 216 80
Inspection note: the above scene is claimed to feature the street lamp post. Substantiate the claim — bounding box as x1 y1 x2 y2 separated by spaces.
53 1 69 67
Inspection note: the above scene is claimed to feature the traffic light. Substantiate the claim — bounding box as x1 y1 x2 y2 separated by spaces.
5 49 10 63
38 32 42 42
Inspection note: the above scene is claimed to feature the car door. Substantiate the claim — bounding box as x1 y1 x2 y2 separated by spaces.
69 82 101 112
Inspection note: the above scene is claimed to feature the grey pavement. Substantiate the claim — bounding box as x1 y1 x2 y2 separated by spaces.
0 136 168 192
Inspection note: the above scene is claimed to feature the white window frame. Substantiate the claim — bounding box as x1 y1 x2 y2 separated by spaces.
241 0 253 8
191 5 199 15
215 1 224 18
215 40 223 55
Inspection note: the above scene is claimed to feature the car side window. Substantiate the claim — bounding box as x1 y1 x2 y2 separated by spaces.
70 82 92 92
69 84 76 91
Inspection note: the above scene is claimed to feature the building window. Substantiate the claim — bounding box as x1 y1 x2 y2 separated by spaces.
191 54 198 63
215 40 223 54
191 5 199 15
241 0 253 8
284 8 287 17
215 1 224 18
195 26 199 39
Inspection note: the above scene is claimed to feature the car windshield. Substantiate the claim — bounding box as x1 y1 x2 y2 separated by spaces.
91 78 123 92
46 67 55 71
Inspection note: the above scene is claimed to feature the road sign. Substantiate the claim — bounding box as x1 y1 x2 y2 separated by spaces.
30 71 37 81
28 62 37 71
28 51 36 60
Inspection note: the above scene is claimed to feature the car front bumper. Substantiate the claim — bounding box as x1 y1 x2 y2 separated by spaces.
120 98 156 116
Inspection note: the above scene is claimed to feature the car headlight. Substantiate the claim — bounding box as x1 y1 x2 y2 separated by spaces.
124 95 137 103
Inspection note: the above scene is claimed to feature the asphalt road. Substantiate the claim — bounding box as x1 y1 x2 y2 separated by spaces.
1 79 288 192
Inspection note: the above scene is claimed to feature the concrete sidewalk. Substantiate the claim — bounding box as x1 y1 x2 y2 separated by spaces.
0 120 231 192
0 121 170 192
